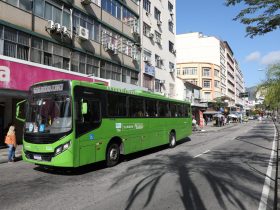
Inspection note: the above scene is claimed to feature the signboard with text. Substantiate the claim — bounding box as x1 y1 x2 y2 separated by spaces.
0 56 108 91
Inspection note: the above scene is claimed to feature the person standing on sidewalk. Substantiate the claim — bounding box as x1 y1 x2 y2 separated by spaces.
4 125 17 163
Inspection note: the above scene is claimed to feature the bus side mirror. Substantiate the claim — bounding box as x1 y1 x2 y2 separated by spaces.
16 100 26 122
82 102 88 115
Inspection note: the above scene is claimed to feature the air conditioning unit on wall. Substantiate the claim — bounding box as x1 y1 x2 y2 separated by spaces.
78 26 89 40
46 20 55 31
54 23 61 32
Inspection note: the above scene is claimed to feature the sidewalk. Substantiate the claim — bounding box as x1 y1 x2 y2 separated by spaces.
193 121 239 133
0 145 22 164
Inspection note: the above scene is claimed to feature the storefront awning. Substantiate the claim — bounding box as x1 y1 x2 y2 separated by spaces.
203 111 221 115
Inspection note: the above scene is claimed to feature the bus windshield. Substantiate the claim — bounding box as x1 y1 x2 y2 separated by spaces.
25 94 72 134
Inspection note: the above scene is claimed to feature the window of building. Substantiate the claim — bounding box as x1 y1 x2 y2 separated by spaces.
155 54 162 68
143 22 151 37
100 61 121 81
101 27 121 54
169 83 175 98
176 68 180 75
73 11 100 42
182 67 197 75
155 31 161 44
121 68 138 85
168 21 174 33
131 71 138 85
143 74 154 91
203 80 211 88
6 0 32 11
214 80 220 88
169 62 175 71
33 0 71 29
204 92 211 100
154 7 161 21
121 38 134 57
155 79 161 92
214 69 219 77
70 51 99 74
168 1 174 12
169 41 174 53
101 0 122 20
1 27 29 61
143 0 151 13
203 68 211 76
143 49 152 61
122 6 137 27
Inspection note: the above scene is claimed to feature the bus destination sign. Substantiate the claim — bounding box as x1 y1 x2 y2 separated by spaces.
32 84 64 94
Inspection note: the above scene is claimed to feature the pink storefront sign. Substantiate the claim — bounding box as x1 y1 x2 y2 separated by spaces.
0 57 107 91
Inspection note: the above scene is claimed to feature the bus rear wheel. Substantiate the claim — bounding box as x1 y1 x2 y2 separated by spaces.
169 132 176 148
106 142 120 167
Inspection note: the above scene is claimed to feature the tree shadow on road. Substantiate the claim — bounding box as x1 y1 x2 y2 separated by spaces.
111 149 271 210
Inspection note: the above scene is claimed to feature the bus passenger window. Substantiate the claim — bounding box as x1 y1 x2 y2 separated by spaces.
145 99 157 117
129 97 144 117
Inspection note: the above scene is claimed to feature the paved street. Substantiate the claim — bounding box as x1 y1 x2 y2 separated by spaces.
0 119 278 210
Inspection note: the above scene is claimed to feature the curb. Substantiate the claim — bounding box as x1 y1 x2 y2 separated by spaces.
193 124 237 133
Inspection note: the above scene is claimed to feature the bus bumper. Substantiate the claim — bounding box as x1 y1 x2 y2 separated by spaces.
22 146 75 167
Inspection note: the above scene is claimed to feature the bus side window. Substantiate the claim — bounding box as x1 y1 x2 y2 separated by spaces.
129 96 144 118
170 103 177 117
145 99 157 117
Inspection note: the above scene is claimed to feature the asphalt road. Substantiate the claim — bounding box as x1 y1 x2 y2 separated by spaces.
0 120 277 210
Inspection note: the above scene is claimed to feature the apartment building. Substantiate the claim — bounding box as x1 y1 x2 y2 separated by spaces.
235 59 245 109
141 0 177 97
176 32 245 107
0 0 142 144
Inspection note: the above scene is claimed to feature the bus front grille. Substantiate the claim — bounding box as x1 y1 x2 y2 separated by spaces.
25 150 54 162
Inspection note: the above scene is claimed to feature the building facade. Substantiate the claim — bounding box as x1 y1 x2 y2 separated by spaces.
140 0 177 98
176 32 245 108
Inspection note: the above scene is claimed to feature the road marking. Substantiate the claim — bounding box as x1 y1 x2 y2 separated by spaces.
258 124 277 210
194 154 202 158
194 150 211 158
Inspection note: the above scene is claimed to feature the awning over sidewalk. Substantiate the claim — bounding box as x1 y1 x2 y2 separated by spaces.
203 111 221 115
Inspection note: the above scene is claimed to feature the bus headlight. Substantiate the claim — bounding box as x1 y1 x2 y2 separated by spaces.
55 141 71 156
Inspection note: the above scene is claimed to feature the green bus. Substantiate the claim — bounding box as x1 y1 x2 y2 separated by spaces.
17 80 192 167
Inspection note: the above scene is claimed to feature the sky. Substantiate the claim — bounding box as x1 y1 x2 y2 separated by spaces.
176 0 280 88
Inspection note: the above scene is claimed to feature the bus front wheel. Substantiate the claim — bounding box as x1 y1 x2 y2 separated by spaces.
169 132 176 148
106 142 120 167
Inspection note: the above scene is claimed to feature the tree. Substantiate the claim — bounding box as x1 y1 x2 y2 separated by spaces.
225 0 280 38
258 63 280 111
212 97 227 111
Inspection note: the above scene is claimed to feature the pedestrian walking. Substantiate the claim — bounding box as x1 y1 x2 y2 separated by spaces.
5 125 17 163
204 116 208 126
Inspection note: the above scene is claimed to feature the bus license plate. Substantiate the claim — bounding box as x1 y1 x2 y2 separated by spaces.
34 154 42 161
